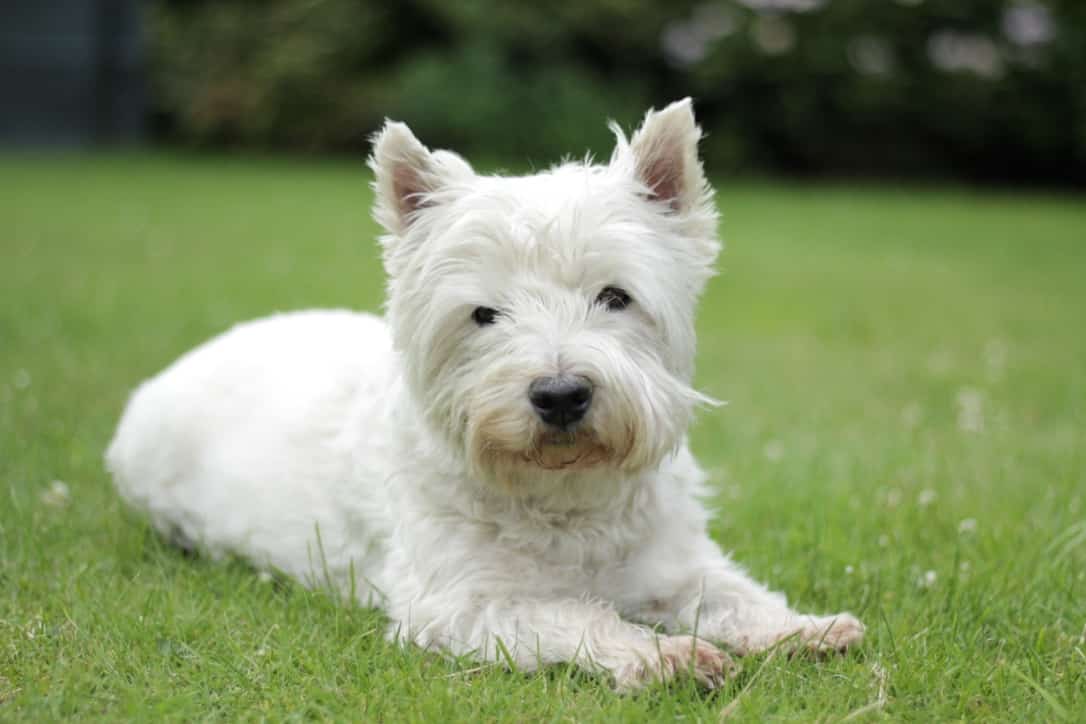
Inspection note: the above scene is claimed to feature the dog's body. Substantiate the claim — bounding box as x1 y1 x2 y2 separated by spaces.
107 100 862 690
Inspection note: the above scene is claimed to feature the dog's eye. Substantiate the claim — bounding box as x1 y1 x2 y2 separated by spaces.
596 286 632 311
472 307 499 326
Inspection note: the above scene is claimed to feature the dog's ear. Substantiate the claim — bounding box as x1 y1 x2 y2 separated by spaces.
369 121 472 235
625 98 709 215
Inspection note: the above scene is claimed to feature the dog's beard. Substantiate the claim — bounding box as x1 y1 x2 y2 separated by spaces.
464 405 637 488
474 421 621 473
524 428 612 471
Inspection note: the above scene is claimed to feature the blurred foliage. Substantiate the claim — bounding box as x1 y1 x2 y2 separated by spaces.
149 0 1086 183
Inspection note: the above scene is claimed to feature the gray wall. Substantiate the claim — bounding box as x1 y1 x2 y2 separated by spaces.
0 0 145 146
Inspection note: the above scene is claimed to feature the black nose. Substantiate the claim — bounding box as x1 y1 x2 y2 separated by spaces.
529 376 593 429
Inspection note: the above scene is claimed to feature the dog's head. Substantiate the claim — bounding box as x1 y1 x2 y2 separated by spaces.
369 99 720 490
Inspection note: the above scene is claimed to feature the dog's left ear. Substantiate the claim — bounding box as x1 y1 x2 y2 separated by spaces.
624 98 710 215
369 121 473 235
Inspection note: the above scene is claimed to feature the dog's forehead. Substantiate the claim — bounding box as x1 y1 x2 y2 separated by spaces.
495 164 613 202
473 165 619 215
401 162 701 306
443 165 656 256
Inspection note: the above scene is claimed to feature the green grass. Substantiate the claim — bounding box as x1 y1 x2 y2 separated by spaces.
2 153 1084 721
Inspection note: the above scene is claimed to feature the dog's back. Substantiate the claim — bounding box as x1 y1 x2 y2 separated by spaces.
106 309 395 592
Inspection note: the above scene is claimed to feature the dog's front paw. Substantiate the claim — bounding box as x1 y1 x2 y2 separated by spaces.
730 611 865 656
613 635 737 693
797 612 865 653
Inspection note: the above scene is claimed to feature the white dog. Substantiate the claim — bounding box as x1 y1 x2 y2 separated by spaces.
106 99 863 691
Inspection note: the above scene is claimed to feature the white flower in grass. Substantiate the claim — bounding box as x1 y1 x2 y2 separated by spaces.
763 439 785 462
956 387 985 433
926 348 954 377
901 401 923 429
884 488 902 508
917 569 938 589
918 489 937 507
845 565 855 575
40 480 70 508
958 518 978 534
984 338 1008 381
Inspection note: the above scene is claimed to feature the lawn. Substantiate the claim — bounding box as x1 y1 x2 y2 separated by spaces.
2 153 1084 721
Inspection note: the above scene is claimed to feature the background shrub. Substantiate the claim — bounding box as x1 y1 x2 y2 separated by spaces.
149 0 1086 183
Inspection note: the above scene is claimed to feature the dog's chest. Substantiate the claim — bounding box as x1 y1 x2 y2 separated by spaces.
491 498 654 576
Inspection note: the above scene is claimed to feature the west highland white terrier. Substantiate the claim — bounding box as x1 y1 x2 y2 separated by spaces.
106 99 863 691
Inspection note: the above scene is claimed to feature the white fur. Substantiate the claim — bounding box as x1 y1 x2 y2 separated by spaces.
106 99 863 691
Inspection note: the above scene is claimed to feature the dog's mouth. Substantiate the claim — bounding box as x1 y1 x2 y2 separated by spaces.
470 412 622 479
523 430 610 470
541 430 577 447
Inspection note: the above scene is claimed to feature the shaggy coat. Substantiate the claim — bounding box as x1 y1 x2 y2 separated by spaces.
107 99 863 690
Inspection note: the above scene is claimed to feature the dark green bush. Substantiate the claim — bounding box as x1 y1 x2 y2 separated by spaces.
149 0 1086 183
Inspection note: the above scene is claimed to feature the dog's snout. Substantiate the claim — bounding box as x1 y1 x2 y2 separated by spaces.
529 376 593 429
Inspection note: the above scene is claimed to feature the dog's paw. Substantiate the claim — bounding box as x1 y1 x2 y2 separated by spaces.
730 612 865 656
797 612 865 653
613 635 737 693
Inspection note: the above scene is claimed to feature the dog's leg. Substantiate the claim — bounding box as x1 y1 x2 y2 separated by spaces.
679 558 864 655
615 536 864 656
392 595 736 691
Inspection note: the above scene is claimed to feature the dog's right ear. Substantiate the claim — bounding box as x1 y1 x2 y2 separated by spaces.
626 98 709 215
369 121 472 235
